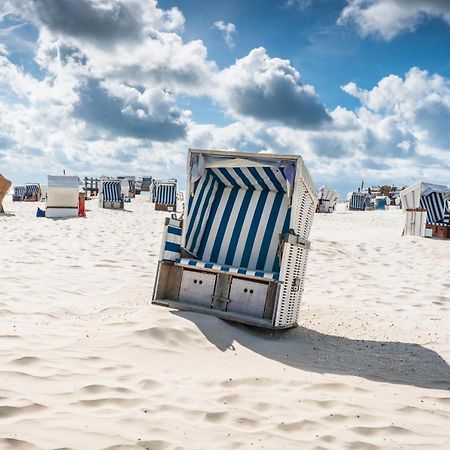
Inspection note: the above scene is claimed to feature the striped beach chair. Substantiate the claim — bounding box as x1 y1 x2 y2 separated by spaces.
153 149 317 329
24 183 41 201
154 180 177 212
100 180 123 209
401 182 450 238
13 185 26 202
349 191 371 211
317 186 339 213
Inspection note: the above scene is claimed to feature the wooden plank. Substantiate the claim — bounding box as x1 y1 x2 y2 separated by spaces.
153 299 296 330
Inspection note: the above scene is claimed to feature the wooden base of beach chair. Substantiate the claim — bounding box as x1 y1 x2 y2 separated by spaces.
152 262 286 329
155 203 176 212
426 224 450 239
103 201 124 209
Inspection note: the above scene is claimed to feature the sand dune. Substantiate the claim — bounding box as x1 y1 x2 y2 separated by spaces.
1 196 449 449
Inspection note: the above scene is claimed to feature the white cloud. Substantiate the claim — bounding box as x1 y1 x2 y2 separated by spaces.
338 0 450 40
214 20 236 49
215 47 331 128
0 0 449 190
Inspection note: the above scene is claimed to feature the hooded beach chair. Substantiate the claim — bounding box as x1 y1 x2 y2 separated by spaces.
0 174 12 213
100 180 123 209
401 182 450 238
349 191 371 211
46 175 80 218
13 185 26 202
154 180 177 212
24 183 41 201
317 186 339 213
152 149 317 329
141 176 152 192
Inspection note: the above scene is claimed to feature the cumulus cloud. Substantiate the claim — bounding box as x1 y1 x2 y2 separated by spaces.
6 0 184 44
0 0 449 190
214 20 236 49
338 0 450 40
73 79 189 141
216 48 331 129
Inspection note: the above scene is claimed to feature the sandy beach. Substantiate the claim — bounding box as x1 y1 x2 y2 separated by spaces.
1 195 449 450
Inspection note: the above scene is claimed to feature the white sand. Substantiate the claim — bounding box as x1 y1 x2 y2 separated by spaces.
1 196 449 450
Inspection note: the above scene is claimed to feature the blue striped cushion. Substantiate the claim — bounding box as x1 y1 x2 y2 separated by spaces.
175 258 279 281
162 221 182 261
184 166 290 273
102 181 122 202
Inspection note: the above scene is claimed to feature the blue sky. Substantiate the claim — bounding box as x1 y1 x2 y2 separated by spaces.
0 0 449 196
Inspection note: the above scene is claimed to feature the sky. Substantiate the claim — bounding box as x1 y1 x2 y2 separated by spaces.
0 0 449 196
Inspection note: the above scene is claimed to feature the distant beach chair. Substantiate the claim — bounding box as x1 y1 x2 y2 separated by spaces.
153 149 317 329
45 175 80 218
349 191 371 211
317 186 339 213
100 180 123 209
23 183 41 202
401 181 450 238
375 195 389 210
141 176 152 192
13 185 26 202
154 180 177 212
84 177 100 197
0 174 12 213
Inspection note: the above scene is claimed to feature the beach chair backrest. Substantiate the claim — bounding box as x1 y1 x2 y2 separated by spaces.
184 165 291 273
155 181 177 205
102 180 122 201
47 176 79 208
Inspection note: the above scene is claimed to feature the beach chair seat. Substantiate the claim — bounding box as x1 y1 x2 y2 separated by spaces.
174 258 279 281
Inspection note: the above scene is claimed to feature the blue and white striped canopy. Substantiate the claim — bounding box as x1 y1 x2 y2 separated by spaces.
155 182 177 205
184 166 291 273
420 191 449 224
102 181 122 202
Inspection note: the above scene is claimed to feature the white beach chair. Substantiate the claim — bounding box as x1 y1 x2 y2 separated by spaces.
317 186 339 213
152 149 317 329
46 175 79 218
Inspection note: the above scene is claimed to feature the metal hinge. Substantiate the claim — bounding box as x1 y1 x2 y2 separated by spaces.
285 230 311 249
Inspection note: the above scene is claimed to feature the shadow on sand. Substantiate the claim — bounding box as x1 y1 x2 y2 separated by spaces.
172 310 450 391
